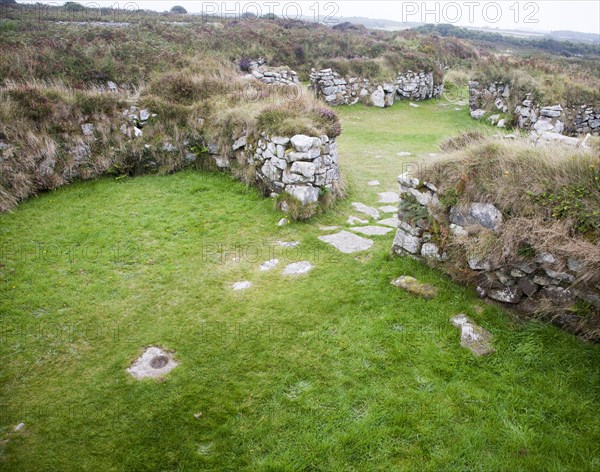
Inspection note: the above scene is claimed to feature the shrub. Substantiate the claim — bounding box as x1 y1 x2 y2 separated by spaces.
170 5 187 14
239 57 252 72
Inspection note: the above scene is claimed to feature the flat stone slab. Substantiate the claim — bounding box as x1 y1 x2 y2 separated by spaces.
409 102 420 108
391 276 438 299
349 225 394 236
379 206 398 213
450 314 495 356
319 231 374 254
378 217 399 228
378 192 400 204
259 259 279 271
283 261 313 275
368 180 380 186
232 281 252 291
351 202 380 219
347 215 368 225
127 346 178 380
396 152 412 157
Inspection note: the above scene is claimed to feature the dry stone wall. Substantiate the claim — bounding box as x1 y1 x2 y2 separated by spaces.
207 132 339 205
469 81 600 140
391 172 600 336
310 68 443 107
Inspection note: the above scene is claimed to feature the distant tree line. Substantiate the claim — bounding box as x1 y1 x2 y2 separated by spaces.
414 24 600 58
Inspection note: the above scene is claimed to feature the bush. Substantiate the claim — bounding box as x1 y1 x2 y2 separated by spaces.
239 57 252 72
170 5 187 14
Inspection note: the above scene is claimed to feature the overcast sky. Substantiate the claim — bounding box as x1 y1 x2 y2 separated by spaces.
18 1 600 34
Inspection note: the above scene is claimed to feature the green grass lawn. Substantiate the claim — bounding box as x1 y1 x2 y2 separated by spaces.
1 103 598 471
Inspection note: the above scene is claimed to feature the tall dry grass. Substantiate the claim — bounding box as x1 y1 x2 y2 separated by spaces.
419 134 600 285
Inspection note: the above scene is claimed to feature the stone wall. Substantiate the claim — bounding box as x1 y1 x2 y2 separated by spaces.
469 81 600 139
396 71 444 101
391 172 599 336
206 132 339 205
0 101 340 212
310 68 443 108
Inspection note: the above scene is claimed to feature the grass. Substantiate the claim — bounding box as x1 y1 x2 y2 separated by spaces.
334 98 479 207
1 104 599 471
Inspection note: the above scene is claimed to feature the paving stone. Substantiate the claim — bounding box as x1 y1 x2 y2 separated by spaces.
232 281 252 291
368 180 380 186
347 215 368 225
351 202 380 219
276 241 300 247
319 231 374 254
378 217 399 228
396 152 412 157
348 226 394 236
379 206 398 213
259 259 279 271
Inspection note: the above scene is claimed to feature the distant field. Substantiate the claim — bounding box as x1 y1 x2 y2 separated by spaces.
1 103 598 471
